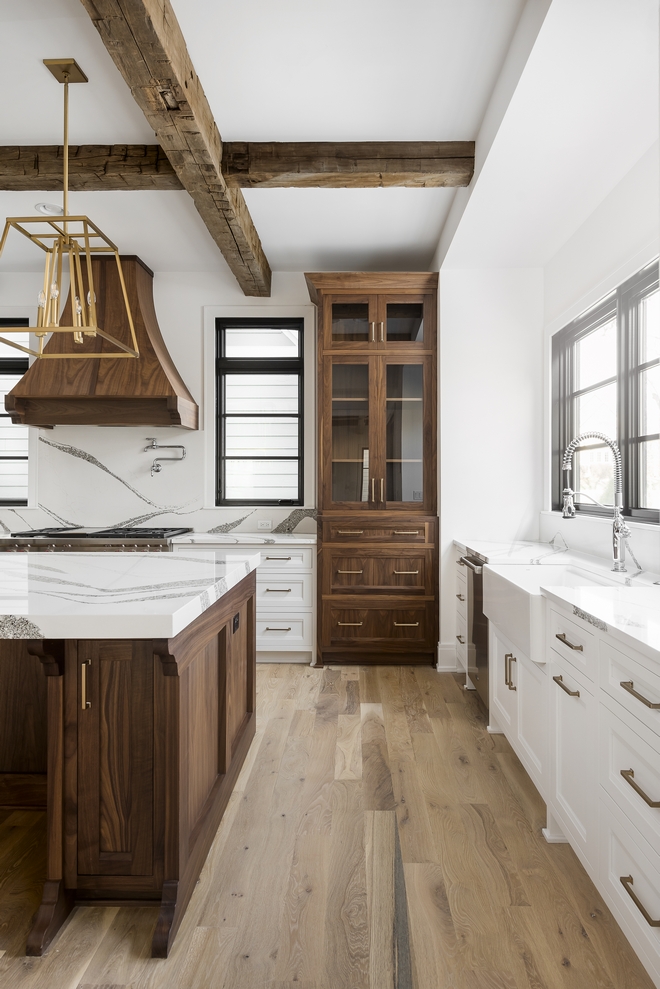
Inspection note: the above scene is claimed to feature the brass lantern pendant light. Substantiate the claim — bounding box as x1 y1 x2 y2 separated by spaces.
0 58 139 360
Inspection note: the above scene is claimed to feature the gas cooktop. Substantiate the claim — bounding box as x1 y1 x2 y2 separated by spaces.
10 526 193 539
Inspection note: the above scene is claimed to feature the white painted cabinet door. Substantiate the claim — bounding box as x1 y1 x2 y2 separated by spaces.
549 651 597 868
490 626 518 733
516 655 547 796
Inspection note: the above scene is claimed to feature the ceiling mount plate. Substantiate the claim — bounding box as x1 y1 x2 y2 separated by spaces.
43 58 88 84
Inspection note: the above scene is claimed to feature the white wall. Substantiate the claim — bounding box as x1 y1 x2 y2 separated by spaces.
0 268 318 535
541 142 660 569
438 267 544 666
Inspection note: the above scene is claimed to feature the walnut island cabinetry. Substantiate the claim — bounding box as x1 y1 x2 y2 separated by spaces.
0 550 259 958
306 272 439 666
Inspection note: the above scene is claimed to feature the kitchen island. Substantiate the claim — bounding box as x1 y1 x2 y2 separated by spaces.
0 549 260 958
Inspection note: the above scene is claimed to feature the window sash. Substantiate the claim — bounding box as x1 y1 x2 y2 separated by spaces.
215 319 304 506
552 261 660 523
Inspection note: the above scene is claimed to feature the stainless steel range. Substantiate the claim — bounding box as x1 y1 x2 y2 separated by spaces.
0 526 193 552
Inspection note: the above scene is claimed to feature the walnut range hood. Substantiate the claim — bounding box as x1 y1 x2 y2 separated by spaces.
5 256 198 429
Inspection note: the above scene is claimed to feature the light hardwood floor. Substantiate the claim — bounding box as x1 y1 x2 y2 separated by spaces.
0 665 654 989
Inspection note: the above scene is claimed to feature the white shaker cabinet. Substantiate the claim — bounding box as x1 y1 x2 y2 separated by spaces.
172 537 316 664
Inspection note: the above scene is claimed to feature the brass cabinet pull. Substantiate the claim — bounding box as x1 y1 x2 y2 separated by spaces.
337 569 363 574
370 321 376 342
265 587 292 592
507 654 517 690
504 652 512 687
620 769 660 808
266 556 292 561
337 530 364 534
555 632 583 651
620 680 660 709
265 626 292 631
553 674 580 697
620 876 660 927
456 634 465 644
395 570 419 575
394 530 420 535
457 559 466 566
395 622 419 627
338 621 363 626
379 321 384 342
371 478 376 502
380 478 384 502
81 659 91 710
456 593 465 600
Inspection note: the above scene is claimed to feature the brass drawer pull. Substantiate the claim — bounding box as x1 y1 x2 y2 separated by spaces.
553 675 580 697
338 622 363 626
395 622 419 627
620 680 660 709
394 530 419 535
456 635 465 644
555 632 583 651
371 477 376 502
380 478 384 502
456 593 465 601
266 556 292 561
265 588 292 592
81 660 91 710
457 559 466 566
370 321 376 342
504 652 512 687
620 876 660 927
620 769 660 808
337 530 364 534
379 321 384 342
265 626 292 631
337 569 363 574
394 570 419 575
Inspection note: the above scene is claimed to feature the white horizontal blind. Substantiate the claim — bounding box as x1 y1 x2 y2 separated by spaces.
217 323 303 504
0 322 29 505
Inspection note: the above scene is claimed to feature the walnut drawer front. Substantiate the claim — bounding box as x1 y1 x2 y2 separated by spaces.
324 521 431 543
325 604 429 646
325 552 429 594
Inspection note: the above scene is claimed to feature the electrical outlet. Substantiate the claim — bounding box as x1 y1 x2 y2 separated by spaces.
257 520 272 530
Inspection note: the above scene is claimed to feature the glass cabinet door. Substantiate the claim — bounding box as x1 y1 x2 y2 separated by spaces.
377 295 435 351
328 361 374 506
385 362 425 506
323 295 378 350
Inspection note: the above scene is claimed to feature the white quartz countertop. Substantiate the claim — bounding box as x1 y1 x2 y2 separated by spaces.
171 532 316 545
541 584 660 663
0 550 261 640
453 539 563 564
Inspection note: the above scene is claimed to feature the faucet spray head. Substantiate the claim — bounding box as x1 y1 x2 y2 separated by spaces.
562 487 576 518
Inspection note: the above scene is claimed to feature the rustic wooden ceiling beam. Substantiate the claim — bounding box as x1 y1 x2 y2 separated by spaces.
0 145 182 191
78 0 271 297
222 141 475 189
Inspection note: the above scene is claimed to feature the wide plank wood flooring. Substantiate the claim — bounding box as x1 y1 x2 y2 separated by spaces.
0 665 654 989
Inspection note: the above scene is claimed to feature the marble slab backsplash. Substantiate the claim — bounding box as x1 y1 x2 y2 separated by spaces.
2 427 317 535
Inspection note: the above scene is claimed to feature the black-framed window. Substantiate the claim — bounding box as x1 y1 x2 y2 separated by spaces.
552 260 659 523
216 318 304 506
0 318 29 507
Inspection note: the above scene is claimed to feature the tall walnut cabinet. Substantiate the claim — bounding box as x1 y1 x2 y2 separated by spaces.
306 272 439 666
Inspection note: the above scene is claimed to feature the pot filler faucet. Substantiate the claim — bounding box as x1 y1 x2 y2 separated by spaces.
561 431 633 573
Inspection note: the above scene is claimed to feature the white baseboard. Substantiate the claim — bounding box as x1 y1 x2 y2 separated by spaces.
436 642 459 672
257 651 312 664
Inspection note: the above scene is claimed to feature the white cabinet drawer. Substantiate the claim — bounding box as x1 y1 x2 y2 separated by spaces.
548 607 595 680
599 793 660 987
259 547 314 570
455 588 467 618
256 613 313 648
601 639 660 739
599 696 660 852
256 573 313 609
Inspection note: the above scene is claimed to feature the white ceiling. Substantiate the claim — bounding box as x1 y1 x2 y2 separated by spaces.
443 0 659 268
0 0 526 274
0 0 657 278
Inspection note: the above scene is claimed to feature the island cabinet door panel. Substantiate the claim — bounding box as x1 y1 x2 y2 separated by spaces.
77 640 154 878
